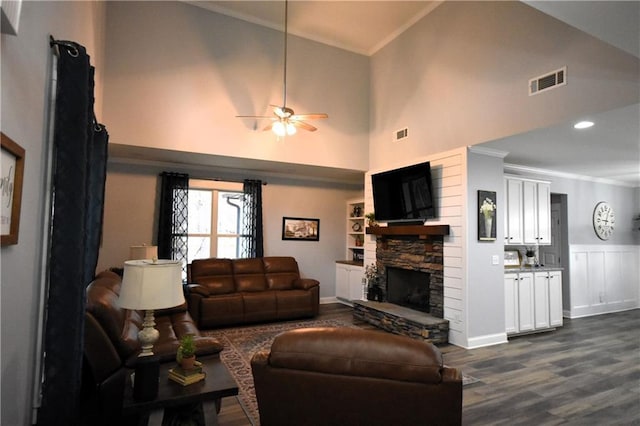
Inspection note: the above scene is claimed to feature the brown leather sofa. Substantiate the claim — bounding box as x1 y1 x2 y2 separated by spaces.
81 270 223 425
251 327 463 426
186 256 320 328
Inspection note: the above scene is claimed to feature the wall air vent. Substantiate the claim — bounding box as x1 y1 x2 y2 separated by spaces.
394 127 408 142
529 66 566 96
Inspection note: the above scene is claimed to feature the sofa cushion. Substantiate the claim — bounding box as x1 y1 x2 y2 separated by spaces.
233 258 267 292
191 258 236 295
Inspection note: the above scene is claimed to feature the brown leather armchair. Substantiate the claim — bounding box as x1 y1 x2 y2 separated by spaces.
81 270 224 425
251 327 462 426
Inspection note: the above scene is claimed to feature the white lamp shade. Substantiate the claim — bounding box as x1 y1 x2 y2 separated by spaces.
129 245 158 260
118 260 185 310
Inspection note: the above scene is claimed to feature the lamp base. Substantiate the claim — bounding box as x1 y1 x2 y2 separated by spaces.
133 355 160 401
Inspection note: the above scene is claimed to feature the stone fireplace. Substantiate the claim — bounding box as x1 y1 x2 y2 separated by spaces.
352 225 449 344
375 235 444 318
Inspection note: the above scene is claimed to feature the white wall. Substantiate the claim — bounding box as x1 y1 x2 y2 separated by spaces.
102 1 370 172
369 1 639 170
1 2 106 424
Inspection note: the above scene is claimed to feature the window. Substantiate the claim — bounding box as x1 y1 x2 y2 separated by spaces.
187 180 244 264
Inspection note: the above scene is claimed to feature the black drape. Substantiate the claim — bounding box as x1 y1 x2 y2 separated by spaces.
241 179 264 258
38 40 108 425
157 172 189 276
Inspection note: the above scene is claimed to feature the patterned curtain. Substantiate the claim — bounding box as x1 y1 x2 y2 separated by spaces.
38 40 109 425
240 179 264 258
157 172 189 278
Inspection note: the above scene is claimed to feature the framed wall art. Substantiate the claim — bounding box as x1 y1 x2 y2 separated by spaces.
1 132 25 246
478 190 497 241
282 217 320 241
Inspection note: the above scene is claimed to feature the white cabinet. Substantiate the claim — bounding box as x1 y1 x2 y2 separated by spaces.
505 270 563 336
335 263 364 303
504 177 551 246
504 272 534 334
504 273 519 334
547 271 563 327
533 272 550 329
523 180 551 245
504 178 523 244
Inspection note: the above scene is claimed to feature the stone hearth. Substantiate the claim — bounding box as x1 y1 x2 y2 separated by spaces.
353 301 449 345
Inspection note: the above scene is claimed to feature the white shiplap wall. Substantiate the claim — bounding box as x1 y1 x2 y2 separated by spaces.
364 147 468 346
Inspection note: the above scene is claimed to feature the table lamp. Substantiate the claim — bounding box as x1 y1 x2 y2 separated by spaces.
118 259 185 356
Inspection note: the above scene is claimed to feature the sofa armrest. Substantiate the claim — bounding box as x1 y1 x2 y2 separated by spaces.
293 278 319 290
187 283 211 297
442 365 463 382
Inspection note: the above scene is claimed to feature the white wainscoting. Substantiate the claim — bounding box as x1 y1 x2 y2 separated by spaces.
568 245 640 318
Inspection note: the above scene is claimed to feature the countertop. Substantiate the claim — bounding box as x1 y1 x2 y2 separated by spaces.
505 265 563 273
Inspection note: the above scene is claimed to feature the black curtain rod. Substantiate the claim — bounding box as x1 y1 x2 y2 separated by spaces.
162 173 267 186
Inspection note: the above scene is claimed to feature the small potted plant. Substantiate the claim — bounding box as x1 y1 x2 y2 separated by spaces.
177 334 197 370
525 247 536 266
365 212 377 227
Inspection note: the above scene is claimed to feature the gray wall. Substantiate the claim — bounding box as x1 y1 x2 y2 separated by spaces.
466 151 508 341
1 2 106 424
506 169 640 245
97 162 362 300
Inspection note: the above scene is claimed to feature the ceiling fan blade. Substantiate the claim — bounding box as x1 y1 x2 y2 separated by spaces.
292 120 318 132
262 122 274 132
236 115 273 119
291 113 328 120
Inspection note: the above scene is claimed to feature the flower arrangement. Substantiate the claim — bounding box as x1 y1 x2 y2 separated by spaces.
479 197 496 219
364 263 381 286
364 263 384 301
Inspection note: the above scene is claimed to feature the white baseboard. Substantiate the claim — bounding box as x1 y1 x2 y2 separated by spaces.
320 296 340 304
464 332 508 349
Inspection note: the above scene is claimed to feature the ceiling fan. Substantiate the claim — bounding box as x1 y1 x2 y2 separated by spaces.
236 0 328 136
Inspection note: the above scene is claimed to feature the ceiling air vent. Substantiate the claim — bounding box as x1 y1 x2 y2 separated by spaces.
529 66 566 96
394 127 408 142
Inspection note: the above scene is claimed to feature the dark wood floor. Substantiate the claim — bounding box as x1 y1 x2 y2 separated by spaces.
213 304 640 426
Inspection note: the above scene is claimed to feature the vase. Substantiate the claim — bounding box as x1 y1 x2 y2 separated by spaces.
484 216 493 238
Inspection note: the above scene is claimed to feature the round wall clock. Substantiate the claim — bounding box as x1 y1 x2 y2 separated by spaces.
592 201 615 240
352 222 362 232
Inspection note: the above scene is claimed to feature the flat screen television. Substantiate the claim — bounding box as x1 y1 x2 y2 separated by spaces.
371 162 436 223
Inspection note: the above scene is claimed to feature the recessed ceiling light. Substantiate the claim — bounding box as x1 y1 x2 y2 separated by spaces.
574 121 594 129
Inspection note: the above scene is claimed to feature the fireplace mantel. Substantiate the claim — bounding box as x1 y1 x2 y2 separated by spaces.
365 225 449 238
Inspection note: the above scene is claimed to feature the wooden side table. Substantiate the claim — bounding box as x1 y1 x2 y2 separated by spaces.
122 356 239 425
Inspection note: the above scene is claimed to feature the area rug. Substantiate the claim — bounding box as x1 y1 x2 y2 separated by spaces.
204 318 478 425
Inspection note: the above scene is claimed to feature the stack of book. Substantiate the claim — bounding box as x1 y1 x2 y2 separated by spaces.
168 361 206 386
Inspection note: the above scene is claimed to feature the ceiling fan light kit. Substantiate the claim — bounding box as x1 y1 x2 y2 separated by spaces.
236 0 327 137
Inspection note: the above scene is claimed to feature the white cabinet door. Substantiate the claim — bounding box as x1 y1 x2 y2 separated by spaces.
548 271 563 327
504 274 519 334
505 179 523 244
335 264 350 300
522 180 537 245
348 267 365 301
536 183 551 245
523 181 551 245
518 273 535 332
534 272 550 329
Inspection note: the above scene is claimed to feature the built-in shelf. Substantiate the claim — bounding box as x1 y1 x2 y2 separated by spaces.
365 225 450 238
